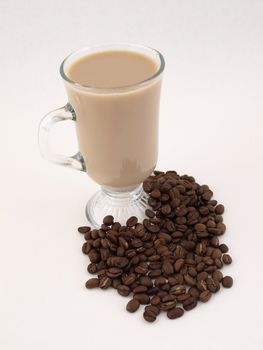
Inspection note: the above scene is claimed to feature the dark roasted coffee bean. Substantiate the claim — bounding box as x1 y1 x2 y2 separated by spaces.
117 285 130 297
176 293 191 302
140 276 153 288
222 254 232 265
184 274 196 286
112 278 121 289
126 299 140 313
126 216 138 227
143 311 156 322
157 290 168 298
103 215 114 226
123 274 136 286
214 258 223 269
151 295 161 305
183 297 197 311
199 290 212 302
155 276 167 286
160 299 176 311
211 249 222 259
145 209 155 218
106 267 122 278
78 226 90 234
170 284 186 295
188 287 200 298
88 249 100 263
222 276 233 288
197 280 207 292
108 256 129 268
167 307 184 319
133 285 148 293
212 270 223 282
134 293 150 304
82 242 91 255
85 278 99 289
219 243 229 253
148 269 162 278
147 286 159 295
206 278 220 293
99 276 112 289
174 258 184 272
197 271 208 281
196 262 205 272
145 305 160 316
188 267 197 277
87 263 97 274
215 204 224 214
168 274 184 285
162 262 174 275
210 236 219 247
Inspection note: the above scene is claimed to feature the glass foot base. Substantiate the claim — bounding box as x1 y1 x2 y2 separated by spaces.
85 185 149 227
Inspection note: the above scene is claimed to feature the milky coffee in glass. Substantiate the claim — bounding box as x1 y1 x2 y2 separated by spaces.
65 50 162 191
39 44 164 226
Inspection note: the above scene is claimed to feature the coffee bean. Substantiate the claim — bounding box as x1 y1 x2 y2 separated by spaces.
145 209 155 218
151 295 161 305
197 271 208 281
195 223 206 232
197 280 207 292
160 299 176 311
167 307 184 319
145 305 160 316
133 285 148 293
170 285 186 295
211 237 219 247
206 278 220 293
143 311 156 322
78 226 90 234
212 270 223 282
117 285 130 297
177 293 191 302
87 263 97 274
211 249 222 259
103 215 114 226
222 276 233 288
126 299 140 313
123 274 136 286
199 290 212 302
88 249 100 263
85 278 99 289
184 274 196 286
162 262 174 275
219 244 229 253
112 279 121 289
126 216 138 227
140 276 153 288
79 169 233 323
174 258 184 272
188 287 200 298
183 297 197 311
134 293 150 304
222 254 232 265
155 276 167 286
215 204 224 215
99 276 112 289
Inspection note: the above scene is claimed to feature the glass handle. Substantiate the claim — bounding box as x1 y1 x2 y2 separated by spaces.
38 103 86 171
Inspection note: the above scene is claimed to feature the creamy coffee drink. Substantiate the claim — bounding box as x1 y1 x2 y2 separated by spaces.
65 50 162 191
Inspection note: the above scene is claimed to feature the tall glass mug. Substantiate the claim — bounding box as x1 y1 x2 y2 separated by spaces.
39 43 165 226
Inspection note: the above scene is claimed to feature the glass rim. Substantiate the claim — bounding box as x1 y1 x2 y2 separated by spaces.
59 43 165 92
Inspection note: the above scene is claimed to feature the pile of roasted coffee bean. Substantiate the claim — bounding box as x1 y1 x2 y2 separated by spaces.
78 170 233 322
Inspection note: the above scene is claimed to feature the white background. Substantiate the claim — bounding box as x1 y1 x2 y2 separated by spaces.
1 0 263 349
